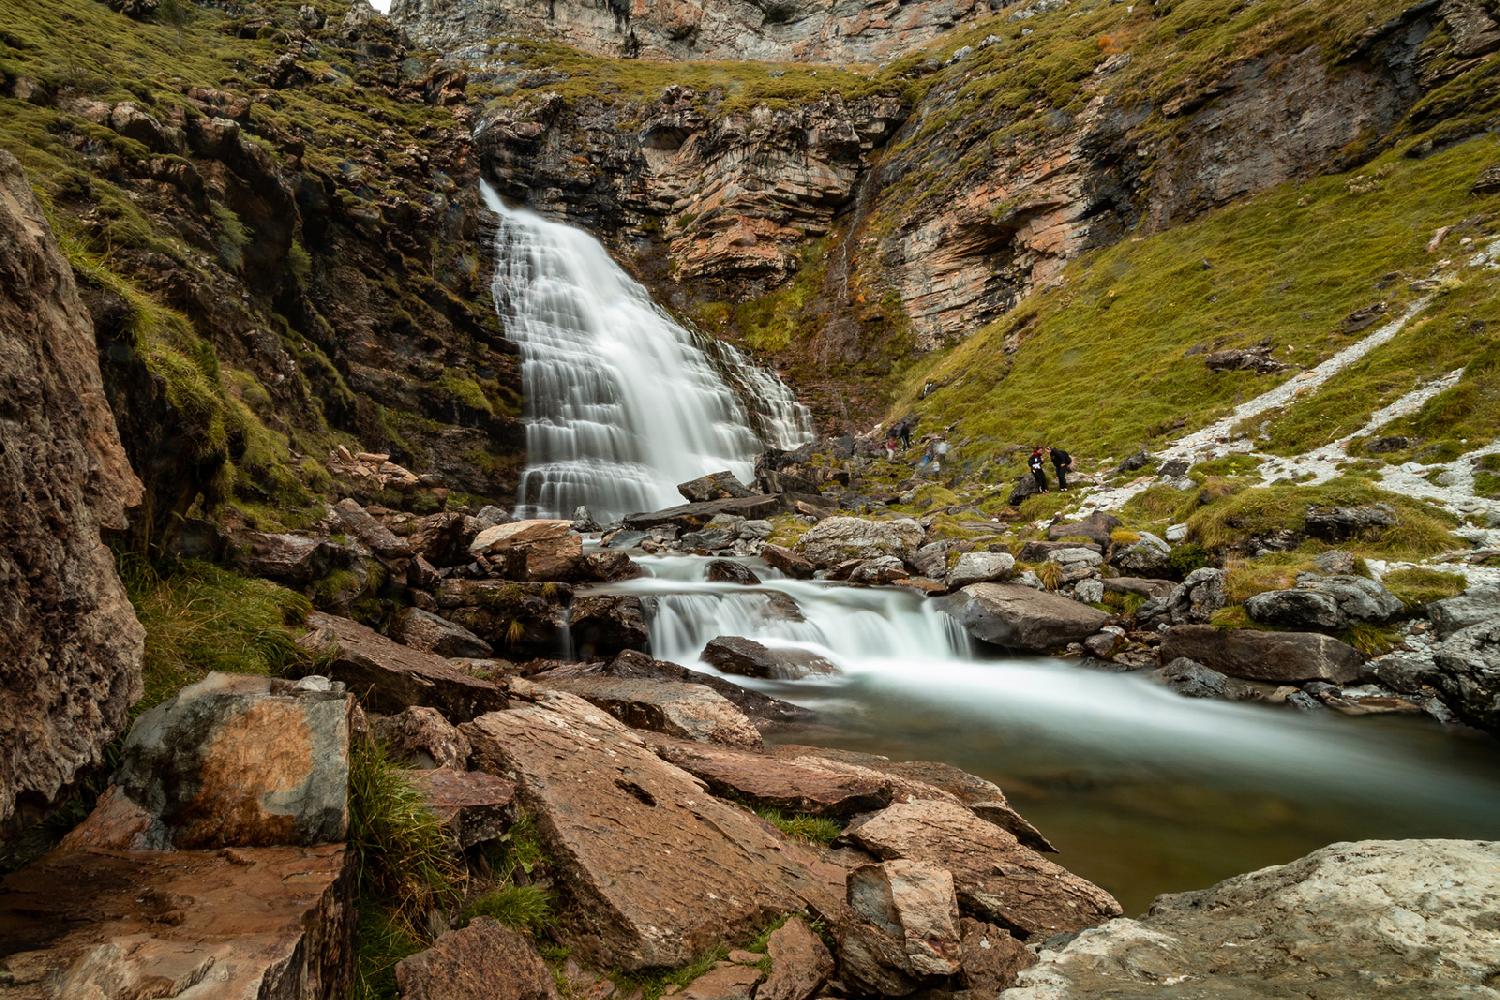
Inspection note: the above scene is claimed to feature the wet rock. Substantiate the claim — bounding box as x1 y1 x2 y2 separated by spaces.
843 799 1121 939
462 689 843 969
1162 567 1228 624
1109 531 1171 577
396 917 557 1000
703 635 838 680
1048 511 1122 548
371 705 472 769
0 844 352 998
1159 624 1365 684
469 518 583 580
532 673 763 749
624 495 784 531
1304 503 1397 541
88 673 352 850
435 579 572 659
0 151 145 825
579 548 644 582
403 512 480 567
1431 620 1500 734
759 915 834 1000
706 559 761 585
1082 627 1125 659
567 593 649 658
392 607 494 658
947 551 1016 588
681 513 745 552
645 734 890 818
850 555 911 585
762 542 818 579
407 767 516 850
1427 583 1500 638
949 583 1111 652
553 651 814 727
679 470 755 503
1156 657 1263 701
299 611 509 721
1005 839 1500 999
796 516 924 568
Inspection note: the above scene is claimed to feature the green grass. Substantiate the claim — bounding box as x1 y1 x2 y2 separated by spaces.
351 900 425 1000
1381 567 1467 608
119 557 312 713
754 808 842 848
460 884 554 933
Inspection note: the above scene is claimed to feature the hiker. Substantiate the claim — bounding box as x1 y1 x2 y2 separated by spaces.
1029 446 1049 492
932 434 949 475
897 418 913 450
1050 444 1074 491
885 430 899 461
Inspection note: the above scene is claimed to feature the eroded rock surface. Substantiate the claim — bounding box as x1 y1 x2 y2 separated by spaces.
396 917 557 1000
0 151 144 826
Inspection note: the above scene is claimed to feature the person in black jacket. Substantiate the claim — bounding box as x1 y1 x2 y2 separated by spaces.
1050 445 1074 491
897 418 913 450
1028 446 1049 492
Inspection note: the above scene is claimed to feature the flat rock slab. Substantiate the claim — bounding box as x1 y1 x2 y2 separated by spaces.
547 651 814 728
843 799 1120 940
533 674 764 749
462 690 844 970
0 844 352 999
299 611 508 721
396 917 557 1000
947 583 1110 652
643 734 892 818
1005 839 1500 999
1159 624 1365 684
624 495 784 531
407 767 516 850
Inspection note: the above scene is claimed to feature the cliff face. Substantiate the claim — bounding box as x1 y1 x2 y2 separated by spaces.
393 0 1002 64
0 151 145 828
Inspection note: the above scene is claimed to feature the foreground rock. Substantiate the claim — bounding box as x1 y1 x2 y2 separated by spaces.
533 670 764 749
797 516 924 569
407 767 517 850
0 150 145 825
463 689 843 969
468 518 582 579
843 799 1120 939
1005 839 1500 999
645 734 891 817
703 635 838 680
74 673 352 850
396 917 557 1000
1159 625 1365 684
299 611 508 721
558 650 815 728
759 915 834 1000
0 843 352 998
948 584 1110 652
841 859 963 993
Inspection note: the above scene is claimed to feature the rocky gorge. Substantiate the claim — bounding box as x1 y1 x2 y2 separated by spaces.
3 0 1500 998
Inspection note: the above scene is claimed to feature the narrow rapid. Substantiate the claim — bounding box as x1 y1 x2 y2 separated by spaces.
481 184 811 521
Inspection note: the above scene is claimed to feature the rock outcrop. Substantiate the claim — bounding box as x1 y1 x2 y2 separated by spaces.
0 151 144 827
1005 839 1500 999
1159 625 1366 685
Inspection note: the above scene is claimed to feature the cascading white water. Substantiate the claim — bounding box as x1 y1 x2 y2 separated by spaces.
481 184 812 521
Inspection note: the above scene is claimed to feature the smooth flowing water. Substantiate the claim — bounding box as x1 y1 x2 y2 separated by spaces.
482 185 811 521
599 553 1500 913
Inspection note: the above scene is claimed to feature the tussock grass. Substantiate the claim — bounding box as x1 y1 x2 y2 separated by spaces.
755 808 842 847
350 900 424 1000
1223 554 1320 605
1381 567 1466 609
120 556 311 713
461 884 554 933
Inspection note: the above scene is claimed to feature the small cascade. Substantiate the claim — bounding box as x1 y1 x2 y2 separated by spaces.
481 184 811 521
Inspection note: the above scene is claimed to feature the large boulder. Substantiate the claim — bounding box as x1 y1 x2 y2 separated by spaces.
1156 657 1263 701
392 607 494 658
703 635 838 680
230 529 348 586
947 551 1016 589
298 612 509 721
796 516 924 569
1431 620 1500 734
1047 512 1120 549
1243 588 1343 629
469 518 582 579
839 860 963 994
396 917 557 1000
1245 574 1403 629
85 673 351 850
1161 567 1227 624
1427 584 1500 638
0 151 144 826
531 674 763 749
1304 503 1397 541
1108 532 1171 577
332 497 412 560
706 559 761 585
644 734 892 817
843 799 1120 939
0 843 352 997
679 470 755 503
624 495 784 531
1005 839 1500 999
567 593 649 657
1159 624 1365 684
948 583 1111 652
462 690 844 969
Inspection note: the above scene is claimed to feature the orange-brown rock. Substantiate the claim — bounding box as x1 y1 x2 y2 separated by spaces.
462 688 845 969
299 612 508 721
643 734 891 817
843 799 1121 939
0 151 144 826
406 767 516 850
469 518 582 579
370 705 473 769
957 917 1035 994
0 844 352 999
533 674 764 749
396 917 557 1000
759 915 834 1000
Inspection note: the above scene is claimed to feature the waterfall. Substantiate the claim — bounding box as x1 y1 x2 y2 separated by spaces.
481 184 812 521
